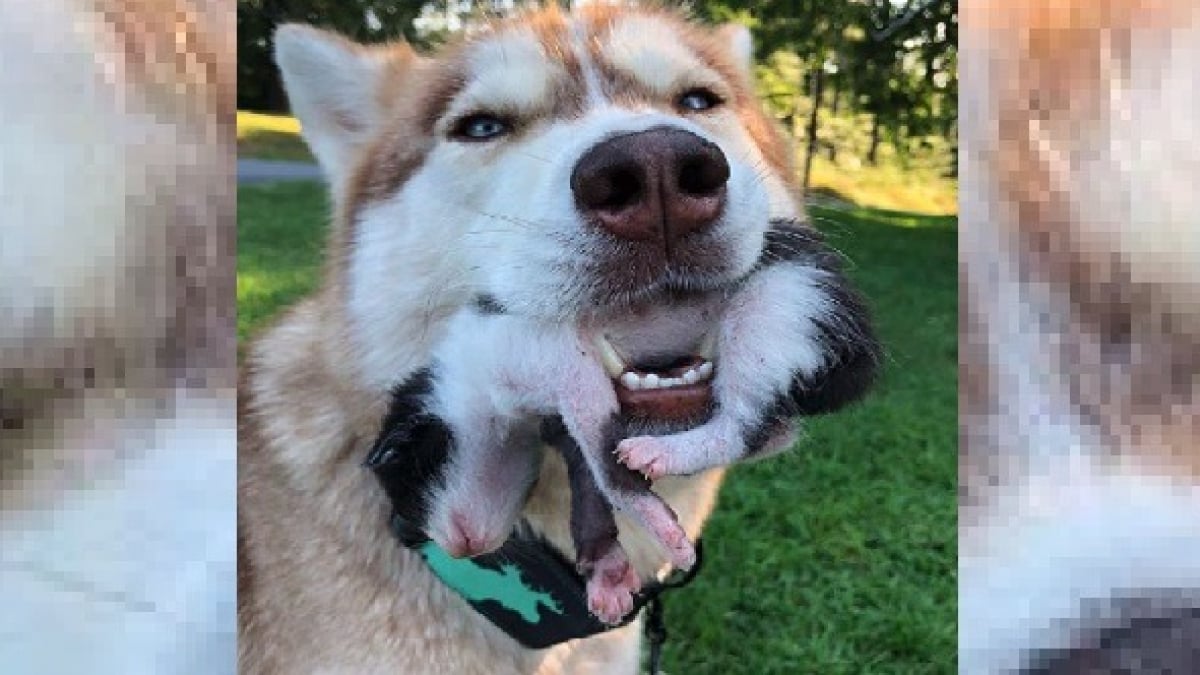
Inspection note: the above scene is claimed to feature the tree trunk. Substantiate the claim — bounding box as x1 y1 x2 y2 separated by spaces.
801 65 824 190
868 113 881 165
826 76 839 161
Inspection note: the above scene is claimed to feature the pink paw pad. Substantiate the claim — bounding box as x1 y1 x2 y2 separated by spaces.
585 553 641 625
615 436 672 479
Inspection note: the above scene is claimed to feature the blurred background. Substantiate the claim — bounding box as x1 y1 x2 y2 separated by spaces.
959 1 1200 672
237 0 957 214
235 1 958 672
1 0 235 672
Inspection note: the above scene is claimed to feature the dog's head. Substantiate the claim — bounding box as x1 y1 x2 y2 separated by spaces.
275 6 797 388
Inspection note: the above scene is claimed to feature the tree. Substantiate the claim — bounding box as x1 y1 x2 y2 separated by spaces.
238 0 438 111
237 0 958 179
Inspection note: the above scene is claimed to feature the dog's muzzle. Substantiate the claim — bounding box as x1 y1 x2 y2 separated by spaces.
571 126 729 252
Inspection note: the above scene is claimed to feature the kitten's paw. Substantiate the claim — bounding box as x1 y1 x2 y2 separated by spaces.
585 549 641 625
615 436 673 480
626 494 697 571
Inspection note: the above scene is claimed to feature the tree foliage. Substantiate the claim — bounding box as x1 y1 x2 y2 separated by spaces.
694 0 957 177
237 0 957 178
238 0 430 111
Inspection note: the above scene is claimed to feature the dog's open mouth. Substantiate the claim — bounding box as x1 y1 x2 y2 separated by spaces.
593 333 716 420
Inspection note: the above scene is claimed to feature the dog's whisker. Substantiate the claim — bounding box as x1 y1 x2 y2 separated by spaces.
512 149 556 165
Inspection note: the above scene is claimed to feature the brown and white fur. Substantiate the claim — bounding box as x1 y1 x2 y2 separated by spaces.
239 6 873 673
959 1 1200 672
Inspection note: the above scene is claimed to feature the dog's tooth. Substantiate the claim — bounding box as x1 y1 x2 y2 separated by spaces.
663 377 682 388
620 372 642 390
592 334 626 378
697 362 714 379
643 374 661 389
682 369 699 385
697 332 717 360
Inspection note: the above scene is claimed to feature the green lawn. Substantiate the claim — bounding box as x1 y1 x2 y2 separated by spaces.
237 182 326 344
238 181 957 673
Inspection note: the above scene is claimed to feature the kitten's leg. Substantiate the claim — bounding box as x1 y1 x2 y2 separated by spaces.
618 225 880 478
542 417 640 625
544 334 697 570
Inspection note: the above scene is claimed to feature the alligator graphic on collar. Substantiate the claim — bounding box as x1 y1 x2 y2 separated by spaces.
418 542 564 623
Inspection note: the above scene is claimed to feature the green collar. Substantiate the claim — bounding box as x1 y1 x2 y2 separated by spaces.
416 541 565 624
389 513 701 651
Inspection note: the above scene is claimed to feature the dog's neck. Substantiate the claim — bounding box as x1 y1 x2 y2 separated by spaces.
243 294 396 564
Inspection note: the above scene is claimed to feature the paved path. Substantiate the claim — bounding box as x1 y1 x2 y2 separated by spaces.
237 158 322 184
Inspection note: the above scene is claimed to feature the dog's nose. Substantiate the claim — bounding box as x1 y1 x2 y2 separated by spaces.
571 126 729 245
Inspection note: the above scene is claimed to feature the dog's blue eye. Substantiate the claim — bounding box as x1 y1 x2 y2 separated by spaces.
453 114 510 141
678 89 722 112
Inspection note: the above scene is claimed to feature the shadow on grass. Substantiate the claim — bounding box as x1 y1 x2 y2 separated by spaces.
806 184 858 205
237 129 314 163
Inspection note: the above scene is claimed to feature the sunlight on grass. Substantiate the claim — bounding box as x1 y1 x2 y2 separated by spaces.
237 110 313 162
823 204 957 231
808 156 958 217
238 110 302 137
237 268 313 307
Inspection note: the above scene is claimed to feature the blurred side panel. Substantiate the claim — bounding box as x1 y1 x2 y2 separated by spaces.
959 0 1200 672
0 0 235 672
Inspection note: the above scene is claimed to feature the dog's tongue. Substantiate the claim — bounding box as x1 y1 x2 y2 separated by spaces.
615 359 713 421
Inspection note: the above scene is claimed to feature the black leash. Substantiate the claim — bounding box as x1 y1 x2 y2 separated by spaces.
645 595 668 675
644 539 704 675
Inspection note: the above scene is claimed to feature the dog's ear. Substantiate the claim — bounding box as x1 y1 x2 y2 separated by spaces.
716 23 754 80
273 25 415 182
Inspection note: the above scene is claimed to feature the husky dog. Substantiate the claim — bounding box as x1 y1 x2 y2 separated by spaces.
240 6 876 672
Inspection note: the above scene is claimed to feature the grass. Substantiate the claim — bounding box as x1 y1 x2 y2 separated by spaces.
237 110 314 162
661 204 957 673
236 182 326 345
237 181 957 673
